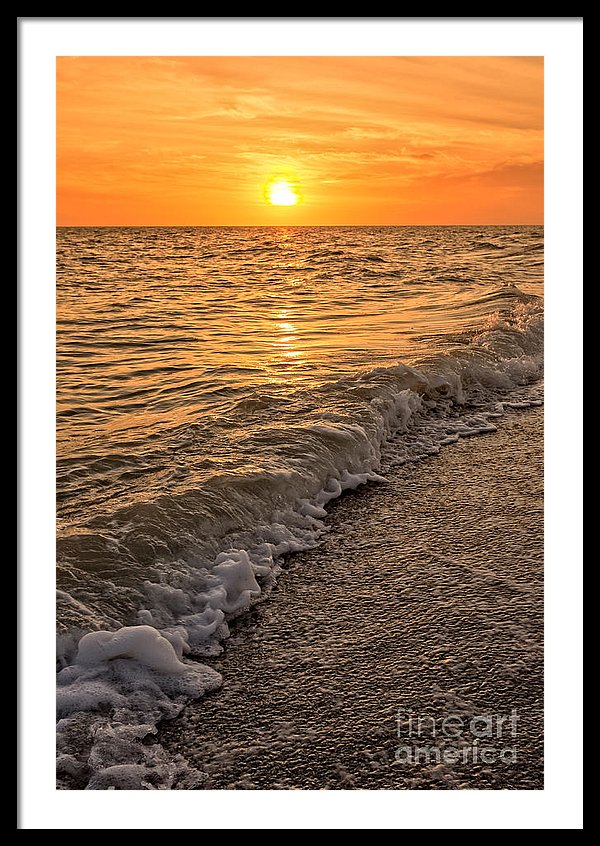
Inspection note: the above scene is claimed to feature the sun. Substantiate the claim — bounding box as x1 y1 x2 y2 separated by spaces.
265 179 300 206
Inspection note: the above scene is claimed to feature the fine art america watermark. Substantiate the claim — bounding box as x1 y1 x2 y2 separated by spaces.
396 709 519 766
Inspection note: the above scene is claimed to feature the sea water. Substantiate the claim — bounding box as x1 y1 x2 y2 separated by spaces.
56 225 543 788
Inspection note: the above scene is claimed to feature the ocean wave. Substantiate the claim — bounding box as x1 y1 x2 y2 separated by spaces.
56 295 543 789
470 241 505 250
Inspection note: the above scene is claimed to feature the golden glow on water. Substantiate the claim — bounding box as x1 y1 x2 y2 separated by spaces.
270 309 303 369
55 224 544 544
57 226 544 458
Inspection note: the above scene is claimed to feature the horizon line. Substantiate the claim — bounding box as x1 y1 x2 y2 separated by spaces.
56 222 544 228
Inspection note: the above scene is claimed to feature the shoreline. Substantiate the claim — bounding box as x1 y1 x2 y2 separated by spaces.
158 406 544 790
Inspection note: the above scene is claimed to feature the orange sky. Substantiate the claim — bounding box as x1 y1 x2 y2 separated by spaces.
56 56 543 226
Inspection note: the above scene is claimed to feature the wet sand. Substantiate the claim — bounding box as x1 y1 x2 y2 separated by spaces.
159 407 543 789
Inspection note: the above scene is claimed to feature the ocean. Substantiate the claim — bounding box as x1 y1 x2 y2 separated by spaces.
56 225 543 789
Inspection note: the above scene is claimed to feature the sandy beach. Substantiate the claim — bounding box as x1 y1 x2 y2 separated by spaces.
158 407 543 789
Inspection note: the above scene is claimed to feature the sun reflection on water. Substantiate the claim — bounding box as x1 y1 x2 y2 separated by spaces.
270 308 304 371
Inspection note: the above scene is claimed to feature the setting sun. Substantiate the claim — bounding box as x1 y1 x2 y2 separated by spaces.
265 180 300 207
